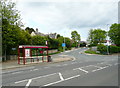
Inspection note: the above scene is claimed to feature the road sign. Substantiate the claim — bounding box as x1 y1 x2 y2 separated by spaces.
12 48 16 50
62 43 66 47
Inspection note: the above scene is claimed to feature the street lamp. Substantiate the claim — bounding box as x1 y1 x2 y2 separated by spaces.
106 24 110 55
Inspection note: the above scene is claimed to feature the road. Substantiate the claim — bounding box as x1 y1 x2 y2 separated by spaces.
1 48 119 88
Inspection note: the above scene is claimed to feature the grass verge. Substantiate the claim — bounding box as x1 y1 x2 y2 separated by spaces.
85 49 99 54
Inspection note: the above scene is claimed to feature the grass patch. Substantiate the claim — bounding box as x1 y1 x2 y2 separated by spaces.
85 49 99 54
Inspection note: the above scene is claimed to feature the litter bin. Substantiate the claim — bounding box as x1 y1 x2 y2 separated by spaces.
48 55 52 62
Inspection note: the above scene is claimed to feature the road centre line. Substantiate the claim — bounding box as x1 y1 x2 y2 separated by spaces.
44 67 50 69
56 65 61 67
62 64 68 66
12 71 23 74
71 62 77 64
59 73 64 81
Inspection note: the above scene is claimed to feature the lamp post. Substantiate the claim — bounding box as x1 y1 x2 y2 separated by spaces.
106 24 110 55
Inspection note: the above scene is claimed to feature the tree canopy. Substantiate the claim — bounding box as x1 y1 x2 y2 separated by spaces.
1 0 24 60
71 31 81 43
87 29 107 45
108 23 120 46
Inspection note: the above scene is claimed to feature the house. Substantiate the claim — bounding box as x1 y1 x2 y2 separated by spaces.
31 28 57 39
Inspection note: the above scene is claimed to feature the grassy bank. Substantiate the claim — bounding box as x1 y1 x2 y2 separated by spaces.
84 49 100 54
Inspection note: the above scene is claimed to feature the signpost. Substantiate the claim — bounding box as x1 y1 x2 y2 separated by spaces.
62 43 66 52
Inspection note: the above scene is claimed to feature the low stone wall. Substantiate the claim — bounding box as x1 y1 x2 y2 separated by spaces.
9 55 18 60
48 49 58 54
5 49 58 61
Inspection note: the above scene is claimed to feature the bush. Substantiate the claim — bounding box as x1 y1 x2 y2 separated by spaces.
97 44 120 54
88 44 97 47
58 47 63 52
97 44 107 54
109 45 120 53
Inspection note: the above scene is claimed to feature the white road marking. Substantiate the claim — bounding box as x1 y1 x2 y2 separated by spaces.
114 63 118 65
43 80 63 86
30 70 33 71
91 65 103 69
56 65 61 67
71 62 77 64
32 73 58 80
15 73 58 84
81 65 93 68
78 68 89 73
26 79 32 87
64 75 80 81
33 69 38 71
43 75 80 86
15 79 28 84
62 64 68 66
92 66 109 72
44 67 50 69
12 71 23 74
58 73 64 81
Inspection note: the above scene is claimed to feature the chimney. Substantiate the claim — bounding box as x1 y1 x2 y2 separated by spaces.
36 28 38 32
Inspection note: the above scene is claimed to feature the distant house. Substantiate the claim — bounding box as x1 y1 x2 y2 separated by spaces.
31 28 57 39
46 33 57 39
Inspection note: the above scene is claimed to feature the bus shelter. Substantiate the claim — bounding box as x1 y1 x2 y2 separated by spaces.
18 45 49 65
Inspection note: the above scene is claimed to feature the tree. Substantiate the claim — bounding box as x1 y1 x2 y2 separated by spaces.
108 23 120 46
56 34 61 39
71 31 81 47
25 27 35 34
1 0 23 61
87 29 107 46
31 35 46 46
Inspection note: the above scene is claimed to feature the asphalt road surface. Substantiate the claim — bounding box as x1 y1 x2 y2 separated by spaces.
1 48 119 88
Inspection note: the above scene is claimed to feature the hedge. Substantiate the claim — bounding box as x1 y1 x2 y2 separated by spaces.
97 44 120 54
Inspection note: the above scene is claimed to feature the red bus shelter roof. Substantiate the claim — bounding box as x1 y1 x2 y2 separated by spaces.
19 45 48 49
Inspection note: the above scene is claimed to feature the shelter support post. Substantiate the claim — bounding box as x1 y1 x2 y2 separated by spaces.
18 48 20 64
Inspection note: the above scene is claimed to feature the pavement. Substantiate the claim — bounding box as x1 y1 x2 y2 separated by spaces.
1 47 119 87
1 52 73 70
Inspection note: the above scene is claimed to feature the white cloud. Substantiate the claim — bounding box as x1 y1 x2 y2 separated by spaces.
15 0 119 41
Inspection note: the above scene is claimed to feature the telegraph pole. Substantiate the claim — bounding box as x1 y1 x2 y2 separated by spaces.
107 24 110 55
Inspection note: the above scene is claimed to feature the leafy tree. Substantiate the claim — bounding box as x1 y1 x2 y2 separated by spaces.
31 35 46 46
108 23 120 46
87 29 107 45
64 37 71 50
1 0 23 61
71 31 81 47
56 34 61 39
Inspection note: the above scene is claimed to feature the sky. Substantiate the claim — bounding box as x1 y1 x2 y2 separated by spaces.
13 0 119 41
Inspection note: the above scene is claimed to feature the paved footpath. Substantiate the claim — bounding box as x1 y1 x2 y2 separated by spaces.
1 52 73 70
